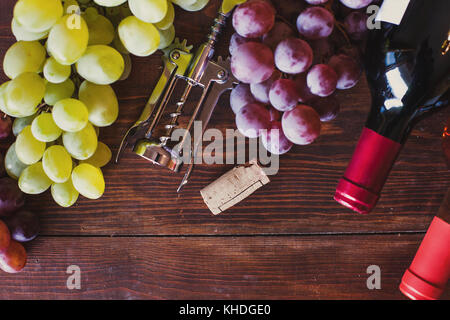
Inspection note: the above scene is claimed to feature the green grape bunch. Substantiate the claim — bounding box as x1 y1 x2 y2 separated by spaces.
0 0 211 207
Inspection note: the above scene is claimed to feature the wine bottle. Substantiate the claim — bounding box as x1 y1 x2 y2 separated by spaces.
334 0 450 214
400 118 450 300
399 188 450 300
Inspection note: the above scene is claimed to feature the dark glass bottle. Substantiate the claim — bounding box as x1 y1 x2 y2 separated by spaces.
335 0 450 214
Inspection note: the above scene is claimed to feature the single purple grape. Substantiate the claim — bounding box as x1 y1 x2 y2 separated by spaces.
5 210 39 242
340 0 373 9
274 38 313 74
261 121 293 155
297 6 335 40
282 105 322 145
0 177 25 218
328 54 361 90
309 95 341 122
269 79 300 112
307 64 338 97
232 0 276 38
250 70 281 104
236 103 271 138
231 42 275 84
230 84 258 114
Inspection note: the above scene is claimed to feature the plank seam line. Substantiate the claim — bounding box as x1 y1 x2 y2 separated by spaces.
38 230 427 238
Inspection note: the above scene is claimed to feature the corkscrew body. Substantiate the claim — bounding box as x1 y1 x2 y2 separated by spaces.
116 6 238 192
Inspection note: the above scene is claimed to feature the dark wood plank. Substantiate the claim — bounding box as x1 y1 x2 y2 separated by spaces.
2 234 448 299
0 0 449 236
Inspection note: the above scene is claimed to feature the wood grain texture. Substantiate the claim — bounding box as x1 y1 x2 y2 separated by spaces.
2 234 448 300
0 0 449 300
0 0 449 236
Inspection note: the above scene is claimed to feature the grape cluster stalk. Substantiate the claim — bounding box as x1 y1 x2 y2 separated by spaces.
229 0 373 155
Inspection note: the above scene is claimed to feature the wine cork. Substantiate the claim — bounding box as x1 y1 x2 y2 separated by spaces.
200 160 270 215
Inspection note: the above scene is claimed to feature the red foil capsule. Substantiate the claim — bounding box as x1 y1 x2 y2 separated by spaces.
334 127 402 214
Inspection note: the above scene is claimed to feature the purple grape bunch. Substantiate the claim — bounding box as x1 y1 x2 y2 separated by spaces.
229 0 371 155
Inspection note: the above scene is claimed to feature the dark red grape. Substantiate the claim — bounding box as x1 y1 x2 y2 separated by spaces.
297 6 335 40
309 95 341 122
0 114 12 140
5 210 39 242
293 73 317 103
230 84 258 114
0 240 27 273
272 0 307 23
274 38 313 74
268 106 281 122
262 21 295 50
328 54 361 89
232 0 275 38
229 33 259 56
282 104 321 145
236 103 271 138
340 0 373 9
305 0 329 4
344 11 368 41
261 121 293 155
338 45 361 63
250 70 281 104
269 78 300 112
231 42 275 84
0 177 25 218
306 64 338 97
309 38 334 65
0 220 10 251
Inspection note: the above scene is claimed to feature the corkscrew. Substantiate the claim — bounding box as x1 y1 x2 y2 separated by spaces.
115 5 238 192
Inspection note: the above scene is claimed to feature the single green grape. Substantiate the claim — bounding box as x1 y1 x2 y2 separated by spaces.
80 142 112 168
52 98 89 132
3 41 46 79
0 81 12 116
76 45 124 85
3 72 45 117
128 0 168 24
118 16 160 57
158 25 175 50
63 123 98 160
15 125 46 165
171 0 197 6
78 80 118 127
5 142 28 180
43 56 71 84
51 178 79 207
155 1 174 30
31 112 62 142
71 163 105 199
47 14 89 65
14 0 63 33
42 145 73 183
181 0 210 11
93 0 128 6
11 18 49 42
86 14 115 46
12 114 36 136
18 161 52 195
44 78 75 106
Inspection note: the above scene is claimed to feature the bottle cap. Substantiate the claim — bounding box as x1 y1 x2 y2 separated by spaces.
400 217 450 300
334 127 402 214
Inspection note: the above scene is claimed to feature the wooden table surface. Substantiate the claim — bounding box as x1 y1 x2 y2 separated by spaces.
0 0 449 300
